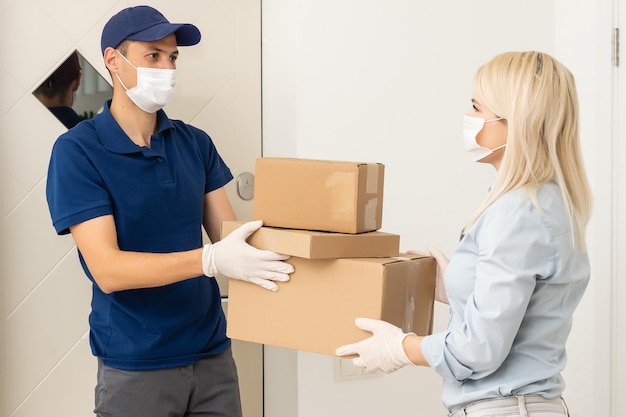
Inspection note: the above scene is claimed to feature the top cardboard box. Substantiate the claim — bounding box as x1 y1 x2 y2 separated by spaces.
252 157 384 234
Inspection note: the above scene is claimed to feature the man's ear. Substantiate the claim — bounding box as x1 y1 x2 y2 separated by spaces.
103 47 119 73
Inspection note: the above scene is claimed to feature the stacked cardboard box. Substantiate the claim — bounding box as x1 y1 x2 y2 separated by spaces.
223 157 436 357
252 157 385 233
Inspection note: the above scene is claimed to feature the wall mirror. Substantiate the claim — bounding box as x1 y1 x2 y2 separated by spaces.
33 50 112 129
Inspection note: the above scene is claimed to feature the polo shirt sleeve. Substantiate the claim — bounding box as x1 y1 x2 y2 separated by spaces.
46 134 113 235
421 195 556 383
191 126 233 194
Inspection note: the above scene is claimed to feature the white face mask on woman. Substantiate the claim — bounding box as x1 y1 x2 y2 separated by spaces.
462 115 506 162
115 50 176 113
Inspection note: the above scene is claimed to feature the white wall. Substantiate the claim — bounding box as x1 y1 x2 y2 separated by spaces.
262 0 615 416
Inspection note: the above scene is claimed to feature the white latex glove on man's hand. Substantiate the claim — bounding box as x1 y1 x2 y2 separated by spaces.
335 318 415 373
202 220 294 291
407 247 449 304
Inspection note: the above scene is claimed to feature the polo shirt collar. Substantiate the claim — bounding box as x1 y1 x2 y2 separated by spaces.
95 100 175 154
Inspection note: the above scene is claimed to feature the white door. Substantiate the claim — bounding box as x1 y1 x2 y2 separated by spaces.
614 4 626 415
0 1 263 416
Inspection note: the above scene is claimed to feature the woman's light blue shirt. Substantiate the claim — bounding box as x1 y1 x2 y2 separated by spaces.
421 182 590 412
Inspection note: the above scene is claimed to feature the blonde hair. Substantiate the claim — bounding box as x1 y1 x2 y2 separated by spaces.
465 51 592 249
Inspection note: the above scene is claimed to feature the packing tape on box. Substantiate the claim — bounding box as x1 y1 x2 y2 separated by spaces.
363 164 381 230
404 261 417 333
393 256 416 333
366 164 379 194
364 198 379 230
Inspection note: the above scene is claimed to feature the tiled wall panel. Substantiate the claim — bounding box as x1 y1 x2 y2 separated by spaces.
9 336 94 417
1 1 262 416
6 248 90 412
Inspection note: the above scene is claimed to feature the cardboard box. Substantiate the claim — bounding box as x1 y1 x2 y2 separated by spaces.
252 157 384 234
222 220 400 259
226 253 436 356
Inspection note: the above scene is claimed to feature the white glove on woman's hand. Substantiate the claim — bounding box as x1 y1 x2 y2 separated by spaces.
335 318 415 373
407 247 449 304
202 220 294 291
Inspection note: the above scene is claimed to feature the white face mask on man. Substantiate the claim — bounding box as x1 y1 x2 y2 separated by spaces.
115 50 176 113
462 115 506 162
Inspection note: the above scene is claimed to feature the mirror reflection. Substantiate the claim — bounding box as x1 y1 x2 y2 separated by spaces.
33 50 112 129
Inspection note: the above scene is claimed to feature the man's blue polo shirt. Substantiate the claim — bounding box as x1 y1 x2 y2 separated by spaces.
46 100 233 370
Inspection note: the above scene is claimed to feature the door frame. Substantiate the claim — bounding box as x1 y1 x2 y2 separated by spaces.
612 0 625 414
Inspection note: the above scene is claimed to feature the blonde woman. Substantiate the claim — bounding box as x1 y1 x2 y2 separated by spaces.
337 51 591 417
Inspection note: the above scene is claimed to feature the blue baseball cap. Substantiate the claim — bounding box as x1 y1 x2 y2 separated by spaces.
100 5 201 55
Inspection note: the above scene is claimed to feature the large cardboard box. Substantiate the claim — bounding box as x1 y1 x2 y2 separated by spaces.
252 157 384 234
222 220 400 259
226 253 436 356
